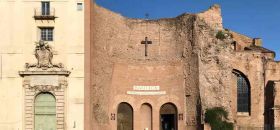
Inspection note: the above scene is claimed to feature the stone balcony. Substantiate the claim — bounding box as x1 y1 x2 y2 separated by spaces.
33 8 57 20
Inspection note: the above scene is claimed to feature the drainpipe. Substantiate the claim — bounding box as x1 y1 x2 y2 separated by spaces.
0 54 2 80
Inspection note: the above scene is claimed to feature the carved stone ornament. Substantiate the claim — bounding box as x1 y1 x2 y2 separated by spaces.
25 40 64 70
59 80 68 86
29 85 62 92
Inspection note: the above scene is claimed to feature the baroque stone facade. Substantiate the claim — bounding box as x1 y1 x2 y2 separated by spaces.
85 2 280 130
0 0 84 129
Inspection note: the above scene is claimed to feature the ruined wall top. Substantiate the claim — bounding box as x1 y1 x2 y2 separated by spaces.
197 4 223 30
93 3 223 30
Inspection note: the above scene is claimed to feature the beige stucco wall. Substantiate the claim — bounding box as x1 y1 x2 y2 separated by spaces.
0 0 84 129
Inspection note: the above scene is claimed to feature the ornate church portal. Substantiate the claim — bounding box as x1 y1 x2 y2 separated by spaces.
19 41 70 130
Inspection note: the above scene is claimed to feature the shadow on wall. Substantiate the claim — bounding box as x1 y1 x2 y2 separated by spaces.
264 81 275 130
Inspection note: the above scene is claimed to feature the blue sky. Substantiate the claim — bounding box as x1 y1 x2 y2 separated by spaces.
96 0 280 60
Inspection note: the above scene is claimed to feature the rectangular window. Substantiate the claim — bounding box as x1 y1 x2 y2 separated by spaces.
77 3 83 11
41 1 50 15
40 28 53 41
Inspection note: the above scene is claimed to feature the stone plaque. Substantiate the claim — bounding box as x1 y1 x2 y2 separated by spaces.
127 91 166 95
30 76 59 86
127 85 165 95
133 85 160 91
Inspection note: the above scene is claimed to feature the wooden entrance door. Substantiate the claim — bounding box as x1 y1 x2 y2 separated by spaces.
35 93 56 130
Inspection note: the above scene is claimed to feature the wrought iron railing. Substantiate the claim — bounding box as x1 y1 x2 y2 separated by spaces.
34 8 56 20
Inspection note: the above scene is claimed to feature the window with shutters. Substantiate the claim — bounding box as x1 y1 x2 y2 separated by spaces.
40 27 54 41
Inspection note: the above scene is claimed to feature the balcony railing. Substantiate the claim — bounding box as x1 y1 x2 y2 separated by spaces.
34 8 56 20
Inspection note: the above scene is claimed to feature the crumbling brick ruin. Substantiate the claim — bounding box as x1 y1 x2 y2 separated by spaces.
85 2 280 130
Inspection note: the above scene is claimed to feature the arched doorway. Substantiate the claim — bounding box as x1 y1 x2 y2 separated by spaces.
160 103 177 130
141 103 152 130
34 92 56 130
117 102 133 130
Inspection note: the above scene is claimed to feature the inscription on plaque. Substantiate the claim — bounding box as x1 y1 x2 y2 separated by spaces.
133 85 160 91
30 76 59 86
127 85 166 95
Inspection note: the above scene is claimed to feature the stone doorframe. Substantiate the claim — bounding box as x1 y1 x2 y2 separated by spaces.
19 71 70 130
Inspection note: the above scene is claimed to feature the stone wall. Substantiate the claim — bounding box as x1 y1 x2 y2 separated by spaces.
89 3 235 130
90 3 201 130
89 2 280 130
230 31 253 51
231 52 265 127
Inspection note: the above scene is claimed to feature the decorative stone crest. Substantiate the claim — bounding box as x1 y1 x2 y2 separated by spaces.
25 40 63 70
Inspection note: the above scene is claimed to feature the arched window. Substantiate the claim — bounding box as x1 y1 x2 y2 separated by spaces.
233 70 250 113
117 102 133 130
35 93 56 130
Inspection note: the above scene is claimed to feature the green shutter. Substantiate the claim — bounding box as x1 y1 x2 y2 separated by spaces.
35 93 56 130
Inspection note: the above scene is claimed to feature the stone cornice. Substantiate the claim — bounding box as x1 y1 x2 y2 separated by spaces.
19 71 71 77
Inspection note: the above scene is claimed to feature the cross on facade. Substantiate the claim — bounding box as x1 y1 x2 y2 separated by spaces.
141 37 152 57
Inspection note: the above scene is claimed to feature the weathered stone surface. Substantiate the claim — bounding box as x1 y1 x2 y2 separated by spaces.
88 2 280 130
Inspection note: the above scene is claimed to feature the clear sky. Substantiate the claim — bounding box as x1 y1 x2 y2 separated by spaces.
96 0 280 60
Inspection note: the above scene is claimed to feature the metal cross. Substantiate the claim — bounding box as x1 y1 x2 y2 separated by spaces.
141 37 152 57
145 13 149 19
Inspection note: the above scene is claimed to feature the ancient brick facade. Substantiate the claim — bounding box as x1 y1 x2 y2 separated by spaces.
85 1 280 130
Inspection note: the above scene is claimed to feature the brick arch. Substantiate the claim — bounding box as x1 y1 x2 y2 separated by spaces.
117 102 134 111
160 102 178 114
112 95 136 111
155 95 182 112
135 99 155 110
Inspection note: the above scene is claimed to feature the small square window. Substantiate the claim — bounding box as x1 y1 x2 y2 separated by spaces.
77 3 83 11
40 28 53 41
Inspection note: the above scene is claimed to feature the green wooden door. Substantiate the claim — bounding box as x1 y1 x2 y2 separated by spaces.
35 93 56 130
